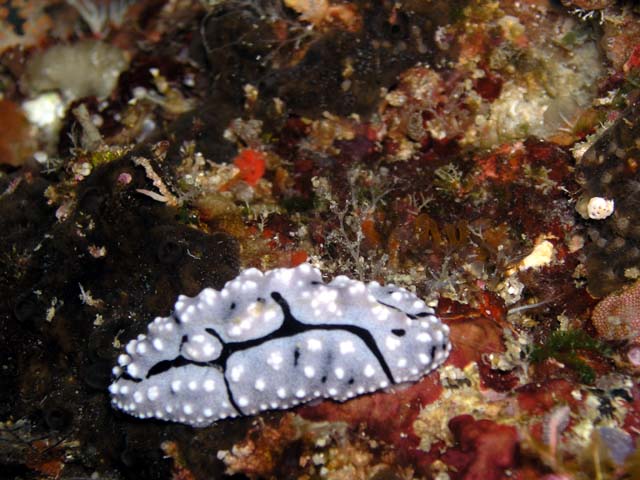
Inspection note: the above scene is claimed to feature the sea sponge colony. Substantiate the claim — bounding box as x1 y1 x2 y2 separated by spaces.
576 100 640 297
22 40 128 102
110 264 451 427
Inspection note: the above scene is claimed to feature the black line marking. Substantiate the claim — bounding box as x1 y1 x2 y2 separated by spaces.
430 346 436 358
348 378 354 385
222 374 242 414
147 355 205 377
377 300 403 313
377 300 432 320
377 300 420 319
176 334 189 357
144 356 242 415
205 327 225 345
321 376 327 383
230 302 236 310
119 372 140 382
293 347 300 366
391 329 406 337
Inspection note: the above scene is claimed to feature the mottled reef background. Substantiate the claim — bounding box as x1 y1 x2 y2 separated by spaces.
2 1 640 479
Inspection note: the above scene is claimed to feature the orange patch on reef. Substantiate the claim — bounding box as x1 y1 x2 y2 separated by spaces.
288 249 308 266
360 217 382 249
447 317 505 368
516 379 579 415
25 440 65 478
439 295 506 368
0 99 34 166
473 143 524 185
233 149 266 186
271 249 309 268
623 44 640 73
161 441 198 480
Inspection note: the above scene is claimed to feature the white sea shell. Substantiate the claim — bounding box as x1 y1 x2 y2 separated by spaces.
587 196 614 220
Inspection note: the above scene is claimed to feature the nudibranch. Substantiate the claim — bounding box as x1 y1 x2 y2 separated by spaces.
109 264 451 427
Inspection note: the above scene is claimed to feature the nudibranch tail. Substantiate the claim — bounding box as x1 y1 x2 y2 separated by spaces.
110 263 451 427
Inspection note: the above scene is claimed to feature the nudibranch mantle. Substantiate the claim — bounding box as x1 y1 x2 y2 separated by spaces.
109 263 451 427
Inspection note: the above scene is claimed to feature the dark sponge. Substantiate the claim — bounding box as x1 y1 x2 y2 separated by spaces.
576 99 640 297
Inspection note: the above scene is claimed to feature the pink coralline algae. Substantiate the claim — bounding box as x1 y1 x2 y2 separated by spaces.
628 346 640 366
443 415 518 480
591 280 640 342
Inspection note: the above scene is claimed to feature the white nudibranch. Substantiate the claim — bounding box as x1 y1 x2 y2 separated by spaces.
109 264 451 427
